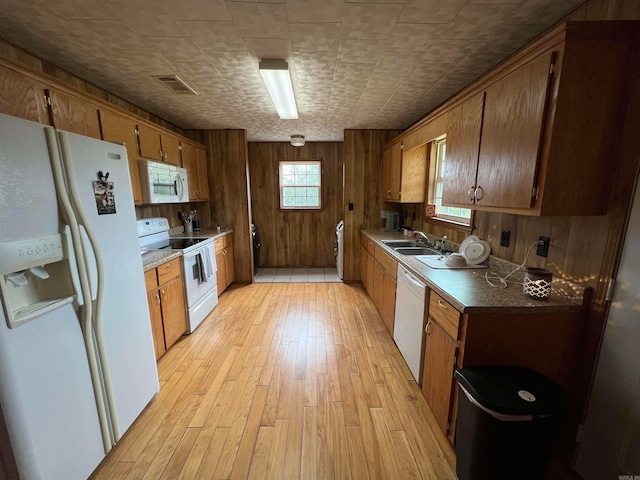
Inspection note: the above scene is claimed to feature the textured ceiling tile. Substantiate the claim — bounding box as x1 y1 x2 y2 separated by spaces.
397 0 468 24
337 39 386 63
68 20 153 50
508 0 586 24
285 0 345 23
226 2 289 38
116 4 189 37
340 3 403 39
333 63 375 83
374 52 424 74
48 0 122 20
242 38 293 62
181 21 246 50
440 4 520 40
385 23 449 51
420 39 478 65
2 1 82 35
289 23 341 52
144 36 208 62
170 0 232 21
205 50 256 76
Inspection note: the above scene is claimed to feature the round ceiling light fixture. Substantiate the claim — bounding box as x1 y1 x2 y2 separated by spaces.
291 135 305 147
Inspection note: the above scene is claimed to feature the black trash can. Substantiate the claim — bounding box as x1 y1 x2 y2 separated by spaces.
251 224 261 270
454 366 567 480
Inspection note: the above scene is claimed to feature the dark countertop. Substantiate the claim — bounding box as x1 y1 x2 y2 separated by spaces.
362 230 586 314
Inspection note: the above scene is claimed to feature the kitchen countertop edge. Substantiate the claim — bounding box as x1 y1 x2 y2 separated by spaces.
142 251 183 272
362 230 586 314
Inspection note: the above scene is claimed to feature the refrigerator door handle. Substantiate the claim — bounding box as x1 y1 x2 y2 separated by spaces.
63 225 84 306
79 225 98 302
46 128 113 453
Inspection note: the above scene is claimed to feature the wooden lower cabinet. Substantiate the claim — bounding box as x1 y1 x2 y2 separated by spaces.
144 259 187 360
215 233 235 294
360 233 397 336
421 291 586 446
422 317 458 435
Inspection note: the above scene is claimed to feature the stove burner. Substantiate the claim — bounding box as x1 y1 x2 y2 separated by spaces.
168 238 209 250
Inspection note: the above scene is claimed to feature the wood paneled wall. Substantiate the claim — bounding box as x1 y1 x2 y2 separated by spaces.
248 142 343 268
343 129 402 282
188 129 254 284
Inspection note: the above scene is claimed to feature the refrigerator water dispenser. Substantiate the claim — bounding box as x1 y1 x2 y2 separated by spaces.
0 233 77 328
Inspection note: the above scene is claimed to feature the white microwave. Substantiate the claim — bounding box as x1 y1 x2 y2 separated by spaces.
139 160 189 204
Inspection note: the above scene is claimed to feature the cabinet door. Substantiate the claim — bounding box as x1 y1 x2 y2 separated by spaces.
389 142 402 201
442 93 484 207
382 146 393 201
216 249 226 293
0 66 49 124
422 319 457 435
181 142 198 200
381 273 396 336
160 277 187 350
138 123 162 161
224 245 235 287
161 133 181 166
399 144 427 203
360 246 369 290
195 146 210 200
99 109 143 204
372 260 384 315
47 88 101 139
366 250 375 297
147 291 166 360
475 52 553 209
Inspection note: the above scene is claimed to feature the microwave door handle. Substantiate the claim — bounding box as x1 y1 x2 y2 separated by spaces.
176 173 184 200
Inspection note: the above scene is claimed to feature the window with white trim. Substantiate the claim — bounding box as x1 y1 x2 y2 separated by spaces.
432 137 472 224
279 160 322 209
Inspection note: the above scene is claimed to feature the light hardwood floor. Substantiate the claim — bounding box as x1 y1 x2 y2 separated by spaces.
91 282 457 479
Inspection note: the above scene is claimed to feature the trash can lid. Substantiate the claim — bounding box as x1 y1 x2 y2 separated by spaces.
454 366 567 417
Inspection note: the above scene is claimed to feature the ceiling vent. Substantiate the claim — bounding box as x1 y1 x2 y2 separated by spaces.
154 75 198 95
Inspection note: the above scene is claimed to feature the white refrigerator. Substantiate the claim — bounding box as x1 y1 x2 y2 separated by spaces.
0 113 159 479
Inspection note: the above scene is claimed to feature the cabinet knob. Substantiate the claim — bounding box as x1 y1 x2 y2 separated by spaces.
155 292 161 305
474 186 484 201
467 187 475 201
161 289 166 300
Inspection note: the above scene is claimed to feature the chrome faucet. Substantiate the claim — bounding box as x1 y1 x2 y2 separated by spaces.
414 231 433 246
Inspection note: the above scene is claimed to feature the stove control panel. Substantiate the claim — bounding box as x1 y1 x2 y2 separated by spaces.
137 217 170 237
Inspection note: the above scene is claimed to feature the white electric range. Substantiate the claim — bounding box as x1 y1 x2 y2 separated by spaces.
138 218 218 333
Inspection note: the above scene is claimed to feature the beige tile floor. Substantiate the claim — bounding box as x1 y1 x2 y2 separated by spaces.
254 267 341 283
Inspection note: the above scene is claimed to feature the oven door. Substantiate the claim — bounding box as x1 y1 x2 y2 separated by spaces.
182 248 216 308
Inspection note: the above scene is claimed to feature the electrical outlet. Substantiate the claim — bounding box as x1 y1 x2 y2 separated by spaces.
500 230 510 247
537 236 550 257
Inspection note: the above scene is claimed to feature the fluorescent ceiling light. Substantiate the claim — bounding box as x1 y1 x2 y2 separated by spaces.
259 59 298 120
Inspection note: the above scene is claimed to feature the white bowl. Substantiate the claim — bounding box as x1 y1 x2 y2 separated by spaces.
445 253 467 268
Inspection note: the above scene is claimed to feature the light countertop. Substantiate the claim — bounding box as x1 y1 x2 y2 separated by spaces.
142 250 182 272
362 230 587 314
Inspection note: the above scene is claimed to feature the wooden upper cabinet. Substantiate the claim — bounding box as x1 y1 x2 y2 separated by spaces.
47 88 101 139
381 141 426 203
440 23 636 216
475 51 553 210
137 123 162 161
442 93 484 207
0 65 49 124
195 146 210 200
99 109 143 205
161 133 181 166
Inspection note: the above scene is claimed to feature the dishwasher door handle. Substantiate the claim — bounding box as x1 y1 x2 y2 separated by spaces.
402 269 426 289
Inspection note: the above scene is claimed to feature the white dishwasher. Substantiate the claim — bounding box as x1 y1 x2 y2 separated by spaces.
394 265 427 383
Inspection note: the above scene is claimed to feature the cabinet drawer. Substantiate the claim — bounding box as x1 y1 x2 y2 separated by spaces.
360 234 375 255
374 245 397 280
214 237 224 253
429 292 461 340
144 269 158 293
157 259 181 285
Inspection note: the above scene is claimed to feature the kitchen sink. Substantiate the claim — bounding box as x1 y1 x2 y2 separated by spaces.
381 240 422 248
393 247 441 256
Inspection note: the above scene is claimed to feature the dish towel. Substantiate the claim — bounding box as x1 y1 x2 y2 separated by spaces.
201 243 217 280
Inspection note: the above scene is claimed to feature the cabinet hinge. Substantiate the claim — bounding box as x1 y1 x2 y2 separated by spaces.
605 278 616 302
549 62 556 76
400 144 404 150
179 144 183 151
43 94 51 108
532 185 539 199
135 127 140 137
